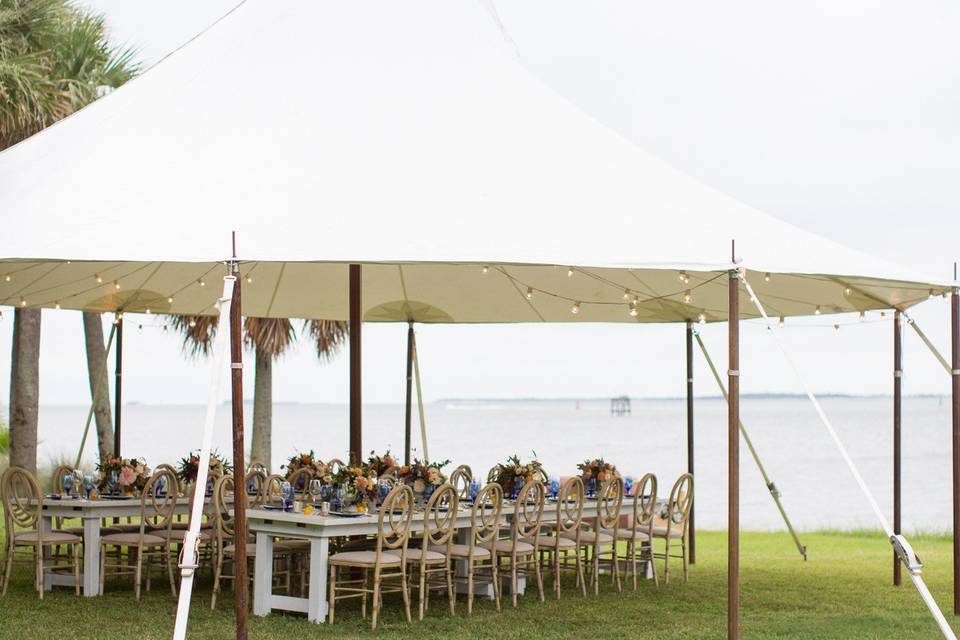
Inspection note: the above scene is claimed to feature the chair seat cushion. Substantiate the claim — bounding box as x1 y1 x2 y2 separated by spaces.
329 551 402 567
560 529 613 544
14 530 81 545
405 547 447 563
651 524 684 539
616 528 651 542
429 543 491 559
528 535 576 550
479 539 535 554
101 532 166 546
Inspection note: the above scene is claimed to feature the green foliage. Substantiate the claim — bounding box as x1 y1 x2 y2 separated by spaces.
0 0 139 149
0 421 8 456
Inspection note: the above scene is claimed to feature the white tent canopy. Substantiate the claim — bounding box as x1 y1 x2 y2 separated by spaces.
0 0 949 322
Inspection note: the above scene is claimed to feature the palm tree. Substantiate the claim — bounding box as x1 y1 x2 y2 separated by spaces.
170 315 348 470
2 0 138 472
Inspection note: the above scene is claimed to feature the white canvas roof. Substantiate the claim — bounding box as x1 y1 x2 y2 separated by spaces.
0 0 949 323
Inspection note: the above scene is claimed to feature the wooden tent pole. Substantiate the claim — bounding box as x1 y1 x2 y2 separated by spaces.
952 271 959 615
228 248 248 640
686 320 696 565
404 321 414 465
114 313 123 457
727 259 740 639
349 264 362 465
894 311 902 586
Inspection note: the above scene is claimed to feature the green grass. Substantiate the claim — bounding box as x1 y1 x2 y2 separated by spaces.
0 529 957 639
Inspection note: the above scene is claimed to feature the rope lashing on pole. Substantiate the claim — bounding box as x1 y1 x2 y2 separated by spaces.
172 275 235 640
902 313 952 375
75 321 117 468
693 329 807 560
739 271 957 640
411 328 429 463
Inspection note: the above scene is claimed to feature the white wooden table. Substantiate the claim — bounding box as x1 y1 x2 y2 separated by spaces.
39 496 196 597
249 498 650 623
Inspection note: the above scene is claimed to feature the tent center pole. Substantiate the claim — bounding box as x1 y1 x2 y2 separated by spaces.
404 321 414 465
952 283 959 615
686 320 695 565
728 267 740 640
228 257 248 640
894 311 902 586
114 312 123 458
349 264 362 465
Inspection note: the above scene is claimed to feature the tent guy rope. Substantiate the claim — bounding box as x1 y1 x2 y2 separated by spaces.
739 271 957 640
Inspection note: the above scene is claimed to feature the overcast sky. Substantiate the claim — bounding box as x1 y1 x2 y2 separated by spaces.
1 0 957 406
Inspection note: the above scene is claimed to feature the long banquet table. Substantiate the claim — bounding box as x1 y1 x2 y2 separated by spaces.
249 498 653 623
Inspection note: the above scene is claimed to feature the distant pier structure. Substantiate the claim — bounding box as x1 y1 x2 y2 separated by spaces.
610 396 631 417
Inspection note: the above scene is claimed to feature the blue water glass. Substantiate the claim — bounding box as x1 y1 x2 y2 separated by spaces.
549 478 560 500
469 480 480 502
280 481 293 511
624 476 634 497
423 483 436 504
62 474 74 496
587 478 597 498
156 475 166 497
378 482 390 503
107 471 117 496
512 477 524 500
83 475 96 499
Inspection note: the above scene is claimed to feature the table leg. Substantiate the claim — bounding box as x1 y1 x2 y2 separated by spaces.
307 538 329 623
83 517 101 597
253 532 274 616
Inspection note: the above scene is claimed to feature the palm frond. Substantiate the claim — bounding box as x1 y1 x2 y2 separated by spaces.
304 319 349 361
244 317 296 357
168 315 219 358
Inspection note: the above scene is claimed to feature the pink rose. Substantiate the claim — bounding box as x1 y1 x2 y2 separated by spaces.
119 466 136 486
355 476 369 491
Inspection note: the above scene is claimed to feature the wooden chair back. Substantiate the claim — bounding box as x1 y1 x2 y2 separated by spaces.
631 473 657 532
376 484 414 557
470 482 503 546
555 476 584 535
1 467 41 533
597 476 624 532
50 464 75 494
666 473 694 527
449 465 472 500
422 483 458 547
512 479 545 540
286 467 314 500
140 468 178 533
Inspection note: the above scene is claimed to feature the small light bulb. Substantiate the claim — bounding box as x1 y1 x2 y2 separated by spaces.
679 271 689 284
844 287 851 296
698 312 706 324
764 273 771 283
815 305 821 315
54 302 60 310
167 296 174 304
95 274 102 284
778 316 785 327
245 275 253 284
929 289 935 299
189 318 197 328
116 312 123 322
482 266 489 274
629 305 638 317
683 290 692 304
525 287 533 300
859 311 865 322
145 308 152 315
114 281 121 290
571 301 580 314
20 298 26 307
198 279 205 287
623 290 630 300
3 273 10 282
567 268 574 278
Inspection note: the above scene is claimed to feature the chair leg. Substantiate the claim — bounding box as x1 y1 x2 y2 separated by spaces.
211 548 223 610
612 544 622 593
35 543 43 600
327 565 336 624
630 541 638 591
592 544 599 595
400 564 412 624
74 543 81 596
663 536 671 586
576 546 587 597
446 559 455 615
510 556 518 607
533 552 544 602
2 539 13 596
553 550 561 599
418 563 427 620
648 541 659 587
134 547 143 601
370 569 382 631
99 544 107 595
682 538 689 582
466 560 475 615
491 556 502 612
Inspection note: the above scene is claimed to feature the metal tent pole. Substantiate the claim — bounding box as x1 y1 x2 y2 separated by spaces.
228 256 248 640
952 277 959 615
404 321 414 465
894 311 903 586
727 264 740 640
694 331 807 560
114 312 123 457
686 320 696 565
349 264 362 465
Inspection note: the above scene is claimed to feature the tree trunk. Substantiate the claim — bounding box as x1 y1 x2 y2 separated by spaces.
251 350 272 470
9 308 41 474
82 312 114 463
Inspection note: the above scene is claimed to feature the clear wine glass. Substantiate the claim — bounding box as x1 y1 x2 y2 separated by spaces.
624 476 634 497
309 479 322 505
107 471 118 496
62 473 74 497
73 470 84 498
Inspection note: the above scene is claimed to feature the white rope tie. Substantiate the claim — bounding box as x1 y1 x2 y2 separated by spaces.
739 272 957 640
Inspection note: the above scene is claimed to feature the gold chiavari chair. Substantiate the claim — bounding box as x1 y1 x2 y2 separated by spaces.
327 458 346 476
286 467 314 502
431 481 502 614
485 479 545 607
247 460 269 476
652 473 693 584
538 476 585 599
449 465 472 501
616 473 658 589
563 476 623 595
99 468 179 600
328 483 414 630
407 483 458 620
1 467 82 598
210 474 292 609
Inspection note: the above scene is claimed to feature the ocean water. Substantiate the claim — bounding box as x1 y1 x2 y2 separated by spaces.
35 396 953 533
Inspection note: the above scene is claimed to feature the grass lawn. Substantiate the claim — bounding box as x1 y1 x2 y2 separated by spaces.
0 529 957 639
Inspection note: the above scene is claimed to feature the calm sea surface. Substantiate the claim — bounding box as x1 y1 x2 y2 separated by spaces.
36 396 952 533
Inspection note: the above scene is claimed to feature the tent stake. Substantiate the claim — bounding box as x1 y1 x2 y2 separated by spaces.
894 311 902 586
686 321 696 564
75 322 116 468
404 321 414 465
114 312 123 457
694 331 807 560
412 329 429 463
349 264 362 465
727 268 740 640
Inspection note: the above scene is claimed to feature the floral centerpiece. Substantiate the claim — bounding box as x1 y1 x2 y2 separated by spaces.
489 454 545 497
398 458 449 499
576 458 618 483
96 456 151 494
282 450 329 478
331 464 379 503
176 450 233 484
365 450 398 477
